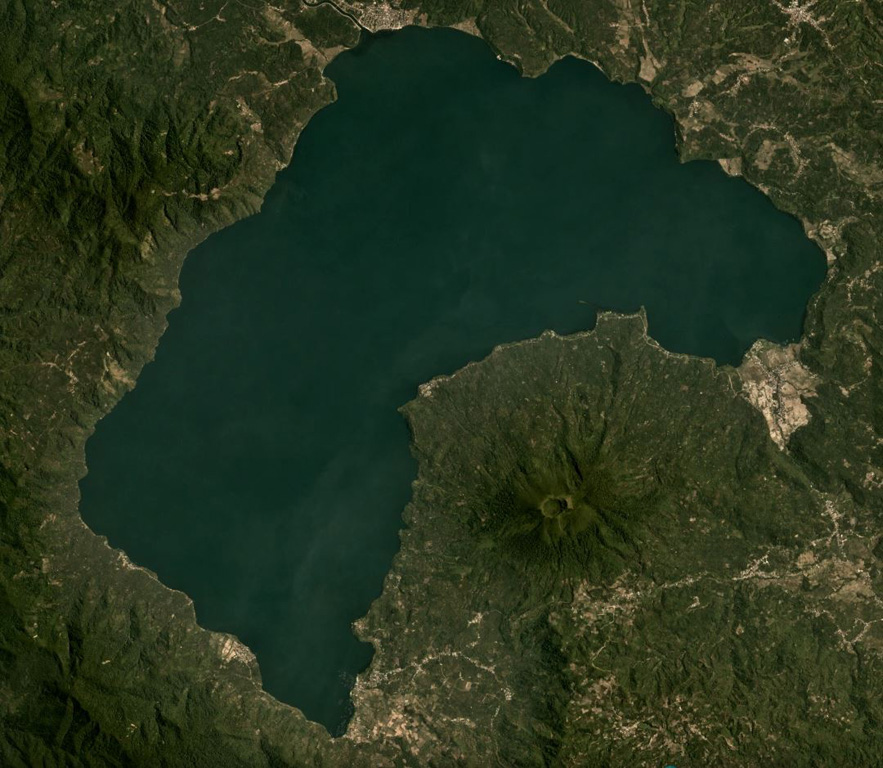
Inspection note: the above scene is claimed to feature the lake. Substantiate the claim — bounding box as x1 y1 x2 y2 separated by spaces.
80 27 825 734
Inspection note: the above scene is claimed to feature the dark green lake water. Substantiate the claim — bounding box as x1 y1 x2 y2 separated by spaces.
80 27 825 734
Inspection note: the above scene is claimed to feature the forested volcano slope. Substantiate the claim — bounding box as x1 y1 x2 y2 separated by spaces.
2 0 883 764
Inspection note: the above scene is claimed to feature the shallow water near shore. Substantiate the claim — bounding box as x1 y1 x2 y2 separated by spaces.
80 27 825 733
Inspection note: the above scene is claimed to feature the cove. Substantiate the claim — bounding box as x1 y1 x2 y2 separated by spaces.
79 27 825 734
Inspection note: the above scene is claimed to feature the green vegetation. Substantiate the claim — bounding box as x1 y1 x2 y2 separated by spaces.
352 315 858 765
1 0 883 764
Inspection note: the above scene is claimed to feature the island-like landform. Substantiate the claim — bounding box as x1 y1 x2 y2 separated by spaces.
2 0 882 764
